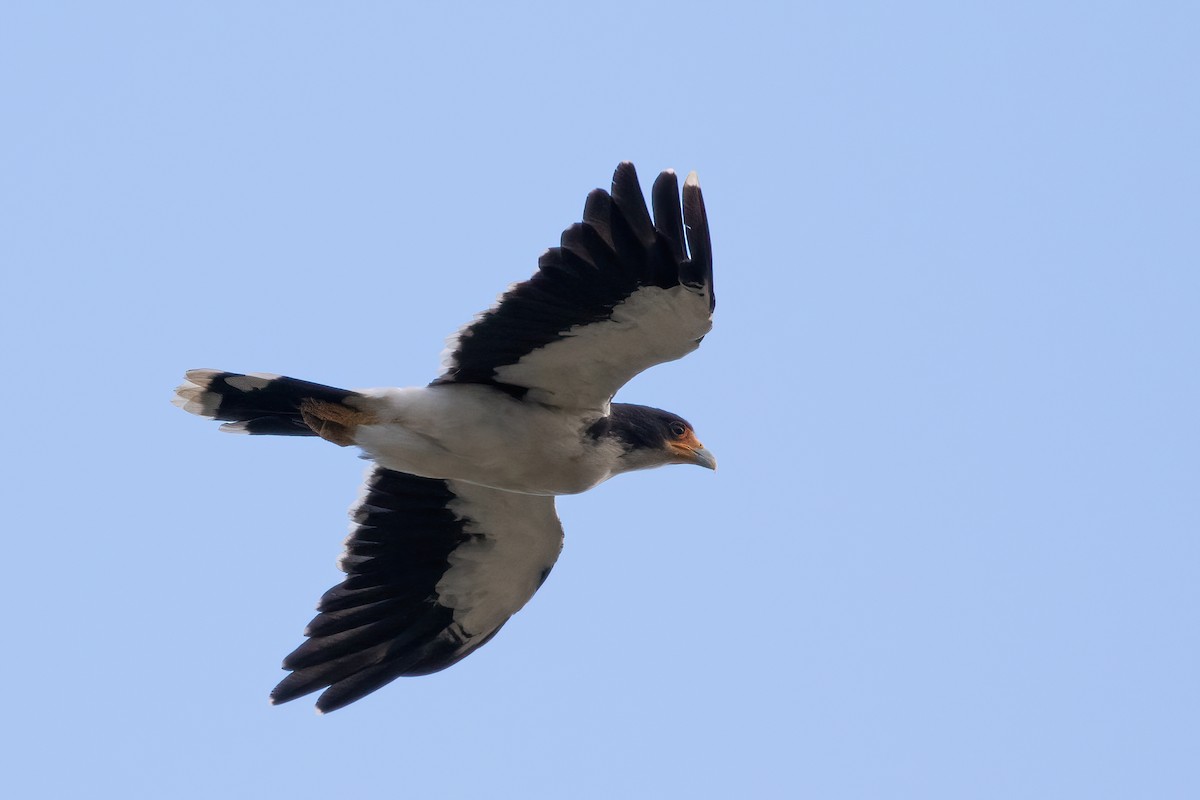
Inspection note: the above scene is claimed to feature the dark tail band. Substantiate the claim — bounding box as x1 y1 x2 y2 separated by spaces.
173 369 359 437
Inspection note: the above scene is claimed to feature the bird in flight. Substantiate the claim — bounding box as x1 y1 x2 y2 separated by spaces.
174 162 715 713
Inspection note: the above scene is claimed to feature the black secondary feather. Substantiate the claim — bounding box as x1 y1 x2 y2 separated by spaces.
270 468 480 711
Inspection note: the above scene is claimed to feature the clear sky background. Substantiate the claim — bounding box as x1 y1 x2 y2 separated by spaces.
4 3 1197 798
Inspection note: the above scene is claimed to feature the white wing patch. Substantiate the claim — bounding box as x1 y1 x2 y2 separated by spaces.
492 284 711 410
436 480 564 636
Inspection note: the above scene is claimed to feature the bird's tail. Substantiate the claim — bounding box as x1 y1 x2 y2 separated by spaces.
173 369 369 445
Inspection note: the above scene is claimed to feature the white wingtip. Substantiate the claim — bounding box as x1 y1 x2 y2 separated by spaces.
685 171 699 187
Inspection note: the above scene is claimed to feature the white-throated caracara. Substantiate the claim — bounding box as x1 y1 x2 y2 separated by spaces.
174 163 715 712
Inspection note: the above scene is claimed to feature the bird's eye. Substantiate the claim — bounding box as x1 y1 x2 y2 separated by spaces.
669 422 688 438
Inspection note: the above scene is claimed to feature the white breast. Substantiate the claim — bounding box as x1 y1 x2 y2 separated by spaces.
351 384 621 495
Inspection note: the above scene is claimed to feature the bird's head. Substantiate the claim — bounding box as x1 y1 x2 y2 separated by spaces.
601 403 717 474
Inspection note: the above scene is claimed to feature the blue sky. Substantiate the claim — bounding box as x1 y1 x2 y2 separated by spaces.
4 3 1197 798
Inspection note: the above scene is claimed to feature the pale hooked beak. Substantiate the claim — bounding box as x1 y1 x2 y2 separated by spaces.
668 431 717 471
688 445 718 471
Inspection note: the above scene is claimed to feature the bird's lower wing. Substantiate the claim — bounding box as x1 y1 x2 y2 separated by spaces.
271 466 563 713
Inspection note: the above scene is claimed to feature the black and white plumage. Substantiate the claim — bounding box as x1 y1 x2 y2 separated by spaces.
174 163 715 713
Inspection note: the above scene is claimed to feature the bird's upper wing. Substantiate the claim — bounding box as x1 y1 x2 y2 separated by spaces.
435 162 714 411
271 466 563 713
